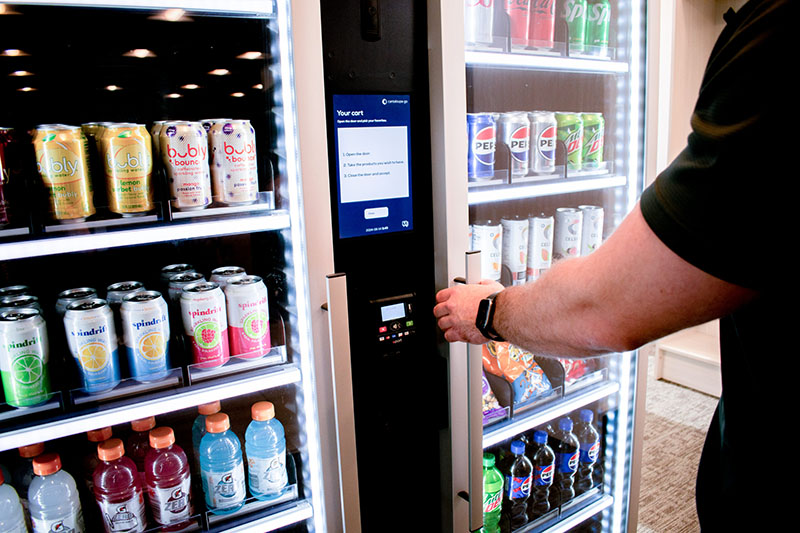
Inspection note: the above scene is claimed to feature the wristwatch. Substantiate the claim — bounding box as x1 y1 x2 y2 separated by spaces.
475 291 505 342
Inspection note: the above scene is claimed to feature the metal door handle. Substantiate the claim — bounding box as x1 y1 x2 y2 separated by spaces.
464 251 484 532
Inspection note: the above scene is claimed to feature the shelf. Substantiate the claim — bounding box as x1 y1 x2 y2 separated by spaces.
465 50 629 74
218 500 313 533
15 0 275 16
542 495 613 533
469 174 628 205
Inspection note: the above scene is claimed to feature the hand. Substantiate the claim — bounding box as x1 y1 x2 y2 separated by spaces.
433 280 504 344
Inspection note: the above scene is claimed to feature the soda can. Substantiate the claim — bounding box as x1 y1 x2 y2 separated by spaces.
149 121 168 161
581 113 604 169
223 275 271 359
471 221 503 282
0 294 42 313
467 113 497 180
528 111 557 174
528 0 556 49
121 290 170 383
526 214 554 281
208 120 259 206
555 112 583 171
106 281 146 345
64 298 121 394
210 266 246 288
0 308 51 408
1 127 22 228
180 281 230 369
168 271 206 304
99 123 154 216
504 0 531 47
160 263 195 287
464 0 494 46
586 0 611 55
501 217 528 286
0 285 30 299
201 118 232 133
55 287 98 317
160 121 212 211
561 0 588 54
553 207 583 261
497 112 530 177
579 205 604 255
34 125 96 222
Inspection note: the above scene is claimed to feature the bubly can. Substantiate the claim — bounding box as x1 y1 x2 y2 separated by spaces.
471 221 503 281
528 111 557 174
0 308 51 408
0 294 42 313
467 113 497 180
180 281 230 369
99 123 154 216
210 266 246 288
501 217 528 286
581 113 604 168
160 121 212 211
497 112 530 178
464 0 494 46
579 205 604 255
553 207 583 261
208 120 259 206
121 290 170 383
55 287 98 317
555 112 584 171
64 298 121 394
527 214 554 282
223 275 271 359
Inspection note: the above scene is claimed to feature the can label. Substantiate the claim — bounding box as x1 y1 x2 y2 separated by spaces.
34 128 95 221
224 277 270 359
161 122 212 210
554 208 583 260
587 0 611 51
97 493 146 533
247 451 288 494
148 478 192 525
101 125 154 215
528 0 556 48
581 113 604 167
504 0 531 46
471 223 502 281
65 304 120 393
501 218 528 285
556 113 583 171
464 0 494 45
181 286 230 368
467 114 496 180
0 314 50 407
561 0 588 52
209 120 259 205
122 294 170 382
203 467 246 509
498 113 529 177
526 215 553 281
31 508 85 533
579 205 604 255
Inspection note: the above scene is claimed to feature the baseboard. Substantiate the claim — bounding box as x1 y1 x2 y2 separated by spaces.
654 325 721 397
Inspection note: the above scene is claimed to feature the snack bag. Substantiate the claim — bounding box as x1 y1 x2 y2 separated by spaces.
482 341 553 406
482 369 506 424
559 358 588 385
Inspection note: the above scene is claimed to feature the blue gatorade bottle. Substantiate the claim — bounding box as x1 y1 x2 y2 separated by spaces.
198 412 246 515
245 401 288 500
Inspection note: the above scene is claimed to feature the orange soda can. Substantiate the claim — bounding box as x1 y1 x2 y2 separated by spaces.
99 123 154 216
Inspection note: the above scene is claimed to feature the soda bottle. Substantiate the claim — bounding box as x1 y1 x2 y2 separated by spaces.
127 416 155 486
145 427 194 530
0 468 26 533
501 440 532 530
11 442 44 531
191 401 221 476
549 417 579 508
481 453 502 533
528 430 555 519
82 427 113 493
575 409 601 495
92 439 146 533
245 401 288 500
198 413 246 515
28 453 85 533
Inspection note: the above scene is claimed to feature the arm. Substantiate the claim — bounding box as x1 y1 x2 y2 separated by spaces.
433 203 757 357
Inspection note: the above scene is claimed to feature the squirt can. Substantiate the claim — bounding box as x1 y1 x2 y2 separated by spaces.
528 111 557 174
180 281 230 369
501 217 528 286
223 275 270 359
208 120 259 205
527 214 554 282
497 112 530 178
555 112 583 171
467 113 497 180
121 290 170 383
471 221 503 282
553 207 583 261
64 298 121 393
99 123 154 216
0 308 51 408
161 121 212 211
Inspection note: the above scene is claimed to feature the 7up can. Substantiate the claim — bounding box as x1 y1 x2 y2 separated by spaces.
581 113 604 169
64 298 121 394
121 290 170 382
0 308 51 407
223 275 271 359
555 112 584 172
180 281 230 369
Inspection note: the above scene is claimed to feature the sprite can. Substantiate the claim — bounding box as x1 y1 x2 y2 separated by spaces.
581 113 604 168
561 0 588 54
555 112 584 171
586 0 611 55
1 308 51 407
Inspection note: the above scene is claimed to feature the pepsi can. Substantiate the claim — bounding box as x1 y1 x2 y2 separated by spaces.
528 111 557 174
497 112 530 178
471 221 502 281
467 113 497 180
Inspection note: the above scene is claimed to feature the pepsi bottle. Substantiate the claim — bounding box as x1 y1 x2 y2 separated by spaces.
575 409 601 495
500 440 532 530
528 430 555 520
549 417 579 508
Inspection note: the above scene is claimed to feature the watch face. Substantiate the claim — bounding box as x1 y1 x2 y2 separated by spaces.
476 298 492 332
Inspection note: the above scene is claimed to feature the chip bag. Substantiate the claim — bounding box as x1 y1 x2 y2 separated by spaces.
482 369 506 424
482 341 552 406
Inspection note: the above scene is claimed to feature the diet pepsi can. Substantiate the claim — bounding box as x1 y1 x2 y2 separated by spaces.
467 113 497 180
528 111 557 174
464 0 494 46
527 214 554 281
553 207 583 261
501 216 528 285
579 205 604 255
471 221 502 281
497 112 530 178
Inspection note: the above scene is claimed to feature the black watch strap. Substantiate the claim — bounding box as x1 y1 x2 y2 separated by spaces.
476 291 505 342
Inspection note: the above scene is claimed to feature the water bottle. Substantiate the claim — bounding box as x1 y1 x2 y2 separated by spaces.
28 453 85 533
245 401 288 500
528 430 555 519
575 409 601 495
549 417 579 508
198 413 246 514
145 427 194 530
92 439 146 533
127 416 155 487
11 443 44 532
501 440 532 530
191 401 221 476
0 468 26 533
481 453 503 533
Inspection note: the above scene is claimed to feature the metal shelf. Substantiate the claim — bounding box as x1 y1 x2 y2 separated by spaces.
12 0 275 16
218 500 313 533
543 495 613 533
465 50 629 74
468 174 628 205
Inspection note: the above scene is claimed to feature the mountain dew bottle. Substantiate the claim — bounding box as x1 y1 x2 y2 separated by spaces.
482 453 503 533
0 308 51 407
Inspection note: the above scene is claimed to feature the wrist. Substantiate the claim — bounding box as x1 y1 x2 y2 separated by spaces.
475 290 505 342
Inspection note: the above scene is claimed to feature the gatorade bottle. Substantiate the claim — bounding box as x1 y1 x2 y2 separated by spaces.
28 453 85 533
145 427 194 530
481 453 502 533
550 417 579 508
575 409 601 495
83 427 113 492
191 401 221 475
501 440 532 530
127 417 155 486
528 430 555 519
0 469 26 533
245 401 288 500
12 442 44 531
92 439 147 533
198 413 246 515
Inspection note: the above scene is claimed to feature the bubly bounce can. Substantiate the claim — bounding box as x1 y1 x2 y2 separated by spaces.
0 308 51 407
553 207 583 261
579 205 604 255
464 0 494 46
55 287 98 317
161 121 212 211
529 111 557 174
180 281 230 369
501 217 528 286
581 113 604 168
467 113 497 180
555 112 583 171
100 123 154 216
121 290 170 383
497 112 530 177
471 221 502 281
208 120 259 206
210 266 246 288
527 214 554 282
223 275 271 359
64 298 121 393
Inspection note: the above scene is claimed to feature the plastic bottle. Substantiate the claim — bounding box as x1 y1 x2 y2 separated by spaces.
127 416 156 486
82 427 113 492
500 440 532 530
12 442 44 531
198 413 246 514
481 453 502 533
528 430 555 519
145 427 194 530
245 401 288 500
191 401 221 475
28 453 85 533
0 469 26 533
575 409 601 495
92 438 147 533
549 417 579 508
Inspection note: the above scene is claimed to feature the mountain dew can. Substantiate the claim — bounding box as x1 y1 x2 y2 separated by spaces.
555 112 584 171
121 290 170 383
0 308 50 407
581 113 604 168
180 281 230 369
223 275 270 359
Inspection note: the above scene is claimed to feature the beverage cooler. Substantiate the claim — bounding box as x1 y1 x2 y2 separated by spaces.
0 1 353 532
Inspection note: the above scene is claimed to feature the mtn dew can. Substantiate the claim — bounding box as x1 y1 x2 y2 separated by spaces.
471 221 502 282
581 113 604 168
180 281 230 369
64 298 121 393
555 112 583 171
0 308 50 407
527 214 554 282
121 290 170 383
586 0 611 55
223 275 270 359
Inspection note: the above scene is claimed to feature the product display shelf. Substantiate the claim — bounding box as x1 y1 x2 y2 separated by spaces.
465 50 628 74
468 173 627 205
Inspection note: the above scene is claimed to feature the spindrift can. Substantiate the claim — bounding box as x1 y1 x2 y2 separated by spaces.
501 217 528 286
223 275 271 359
0 308 51 407
527 214 554 282
180 281 229 369
497 112 530 178
64 298 121 394
553 207 583 261
467 113 497 180
121 290 170 383
471 221 502 281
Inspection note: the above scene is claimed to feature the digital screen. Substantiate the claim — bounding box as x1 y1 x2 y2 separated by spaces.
380 303 406 322
333 94 414 239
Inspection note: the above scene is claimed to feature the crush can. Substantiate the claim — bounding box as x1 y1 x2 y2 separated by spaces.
464 0 494 46
579 205 604 255
504 0 531 47
0 308 51 407
586 0 611 55
501 217 528 286
208 120 259 206
553 207 583 261
121 290 170 383
223 275 271 359
467 113 497 180
526 214 554 282
180 281 230 369
561 0 588 54
471 221 503 282
160 121 212 211
528 0 556 49
210 266 246 288
555 112 583 171
64 298 121 394
528 111 557 174
581 113 604 169
497 112 530 178
99 123 154 216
